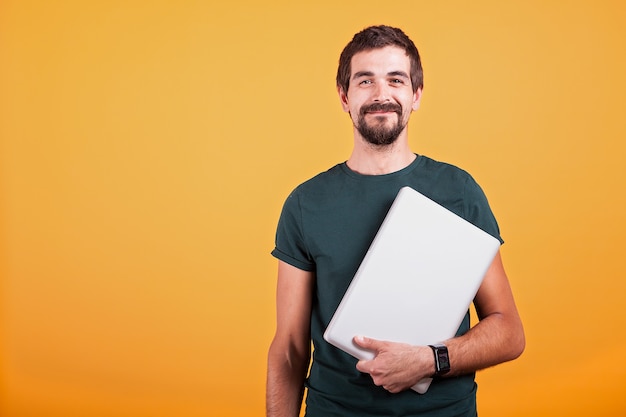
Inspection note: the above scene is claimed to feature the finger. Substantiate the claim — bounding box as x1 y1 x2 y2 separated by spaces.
385 385 401 394
355 359 369 373
355 357 379 376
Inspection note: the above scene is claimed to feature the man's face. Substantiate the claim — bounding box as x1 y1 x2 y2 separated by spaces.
339 46 422 146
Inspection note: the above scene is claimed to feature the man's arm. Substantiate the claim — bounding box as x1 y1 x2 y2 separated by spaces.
444 250 525 374
354 250 525 393
267 261 315 417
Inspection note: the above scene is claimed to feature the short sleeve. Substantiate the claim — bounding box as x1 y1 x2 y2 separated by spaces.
271 190 316 272
463 176 504 245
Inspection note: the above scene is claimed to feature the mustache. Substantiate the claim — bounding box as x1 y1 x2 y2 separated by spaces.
360 102 402 115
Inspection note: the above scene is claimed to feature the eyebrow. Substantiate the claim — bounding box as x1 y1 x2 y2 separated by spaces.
352 71 374 80
388 71 410 79
352 70 410 80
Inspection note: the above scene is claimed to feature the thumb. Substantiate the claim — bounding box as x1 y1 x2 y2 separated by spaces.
354 336 381 374
353 335 379 350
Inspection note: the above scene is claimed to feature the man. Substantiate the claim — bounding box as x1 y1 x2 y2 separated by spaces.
267 25 525 417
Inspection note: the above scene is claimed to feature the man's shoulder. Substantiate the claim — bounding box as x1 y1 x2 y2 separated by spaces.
291 163 347 195
418 154 472 178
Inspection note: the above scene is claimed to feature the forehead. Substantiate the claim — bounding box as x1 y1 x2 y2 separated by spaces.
350 45 411 76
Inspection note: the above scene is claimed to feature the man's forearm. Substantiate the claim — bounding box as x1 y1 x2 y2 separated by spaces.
444 311 525 377
266 347 309 417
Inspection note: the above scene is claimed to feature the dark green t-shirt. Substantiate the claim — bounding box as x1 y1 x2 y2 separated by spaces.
272 155 502 417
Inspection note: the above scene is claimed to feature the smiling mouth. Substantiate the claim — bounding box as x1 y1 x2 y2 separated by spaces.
361 103 402 116
365 110 399 119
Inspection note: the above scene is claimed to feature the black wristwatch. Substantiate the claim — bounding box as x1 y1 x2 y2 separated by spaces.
429 344 450 377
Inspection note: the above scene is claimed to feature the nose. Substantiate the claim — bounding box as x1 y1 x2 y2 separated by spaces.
372 82 391 102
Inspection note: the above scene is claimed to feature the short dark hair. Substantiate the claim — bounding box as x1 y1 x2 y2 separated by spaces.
336 25 423 93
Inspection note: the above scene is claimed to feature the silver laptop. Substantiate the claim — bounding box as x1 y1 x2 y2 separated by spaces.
323 186 501 394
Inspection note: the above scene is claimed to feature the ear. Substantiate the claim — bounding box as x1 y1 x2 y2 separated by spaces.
338 86 350 113
411 87 423 111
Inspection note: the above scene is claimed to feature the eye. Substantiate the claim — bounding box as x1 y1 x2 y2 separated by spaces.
390 78 404 84
359 79 373 85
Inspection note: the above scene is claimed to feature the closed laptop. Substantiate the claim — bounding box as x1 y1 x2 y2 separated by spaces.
323 186 501 394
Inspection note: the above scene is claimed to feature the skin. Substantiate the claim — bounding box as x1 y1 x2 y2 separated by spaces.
266 262 314 416
266 45 525 416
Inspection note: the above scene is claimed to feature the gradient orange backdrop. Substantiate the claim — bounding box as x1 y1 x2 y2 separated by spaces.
2 1 625 416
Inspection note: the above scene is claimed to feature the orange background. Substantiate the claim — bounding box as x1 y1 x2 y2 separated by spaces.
1 1 625 416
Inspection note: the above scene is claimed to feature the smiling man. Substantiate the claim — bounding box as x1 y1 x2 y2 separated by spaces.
267 26 525 417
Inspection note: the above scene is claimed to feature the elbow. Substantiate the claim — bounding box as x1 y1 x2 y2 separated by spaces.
507 322 526 361
510 336 525 361
268 336 311 372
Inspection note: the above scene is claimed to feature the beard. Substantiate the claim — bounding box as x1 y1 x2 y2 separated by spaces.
355 102 406 146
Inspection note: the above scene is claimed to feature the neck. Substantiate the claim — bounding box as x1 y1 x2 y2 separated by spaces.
346 132 416 175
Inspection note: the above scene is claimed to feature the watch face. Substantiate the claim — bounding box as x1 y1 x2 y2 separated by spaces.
437 349 450 370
